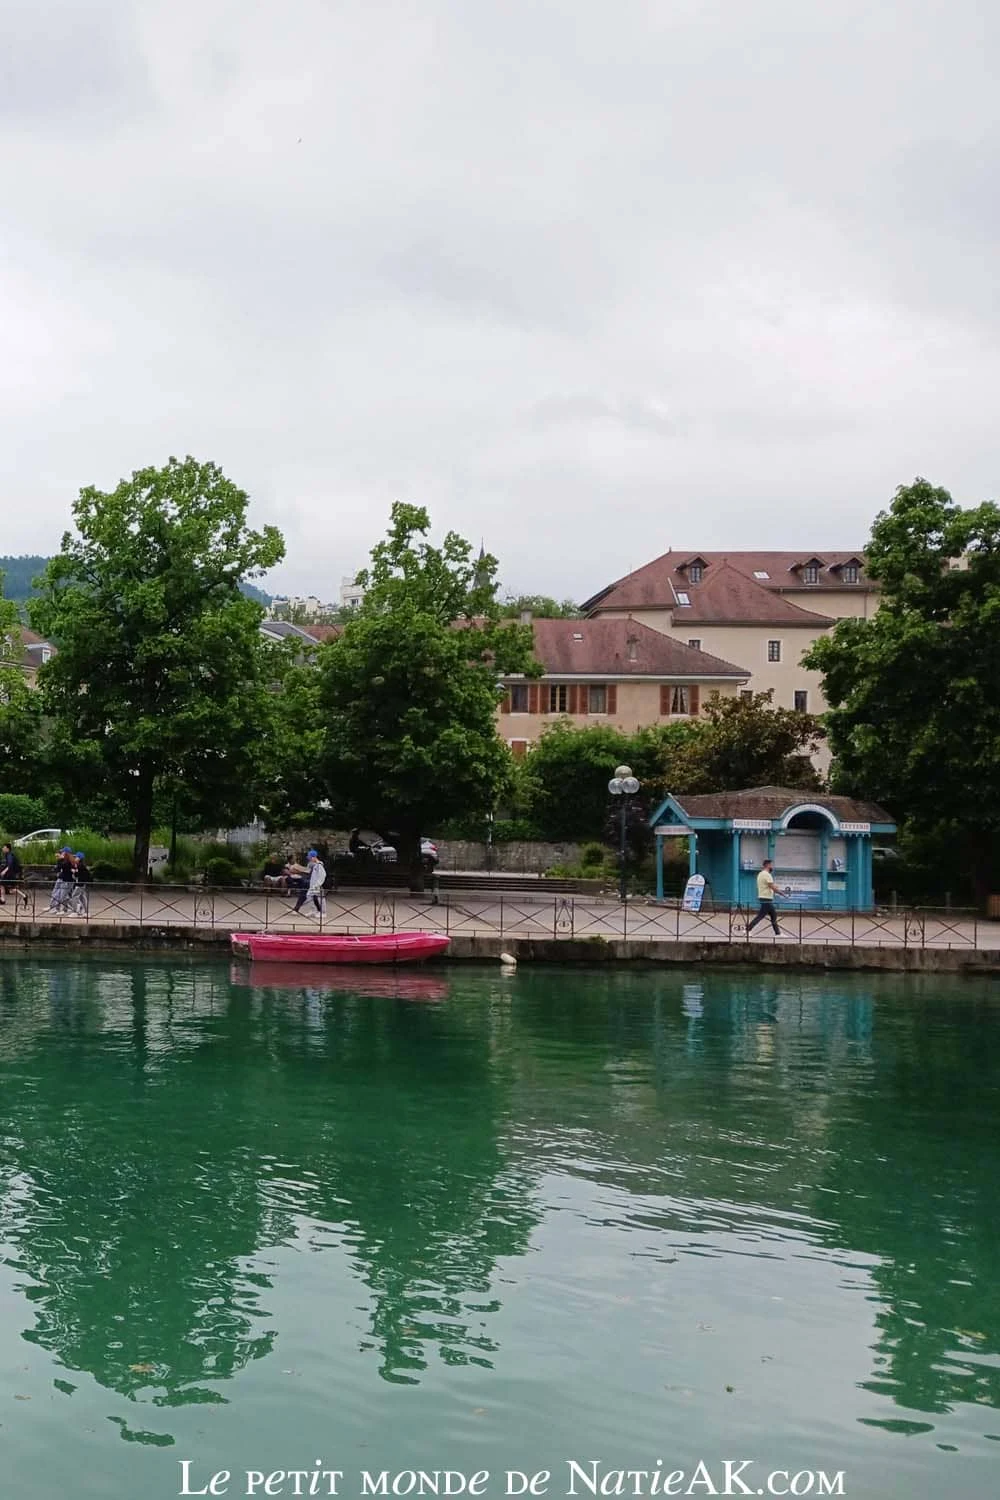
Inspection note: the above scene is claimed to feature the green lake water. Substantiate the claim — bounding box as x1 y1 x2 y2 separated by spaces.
0 957 998 1500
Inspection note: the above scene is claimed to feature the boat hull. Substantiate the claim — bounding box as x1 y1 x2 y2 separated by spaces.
231 931 450 965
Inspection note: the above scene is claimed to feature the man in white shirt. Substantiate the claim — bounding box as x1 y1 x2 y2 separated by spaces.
293 849 327 917
747 858 781 936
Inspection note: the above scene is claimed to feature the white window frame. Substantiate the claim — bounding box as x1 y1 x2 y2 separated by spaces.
842 563 859 584
767 639 782 663
548 683 568 714
676 591 691 606
803 564 819 584
688 564 703 584
670 686 691 715
588 684 607 714
687 638 702 651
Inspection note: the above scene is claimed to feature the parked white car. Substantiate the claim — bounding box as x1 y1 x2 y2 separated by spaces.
12 828 75 847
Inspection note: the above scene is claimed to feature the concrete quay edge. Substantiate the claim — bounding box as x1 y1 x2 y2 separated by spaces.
2 922 999 975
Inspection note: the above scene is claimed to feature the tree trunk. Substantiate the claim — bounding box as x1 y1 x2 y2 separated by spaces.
399 828 424 893
133 766 155 885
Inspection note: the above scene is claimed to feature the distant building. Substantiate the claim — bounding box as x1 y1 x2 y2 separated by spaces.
266 594 338 621
497 618 750 755
8 627 55 686
340 575 365 610
583 551 877 714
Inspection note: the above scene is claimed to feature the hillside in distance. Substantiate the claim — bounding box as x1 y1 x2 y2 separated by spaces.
0 555 272 607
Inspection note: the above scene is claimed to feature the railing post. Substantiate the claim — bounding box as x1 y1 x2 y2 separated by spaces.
797 904 803 945
851 907 855 947
139 881 144 928
499 893 504 938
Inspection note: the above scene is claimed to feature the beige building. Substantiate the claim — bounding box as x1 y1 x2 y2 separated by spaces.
498 618 750 754
582 551 878 714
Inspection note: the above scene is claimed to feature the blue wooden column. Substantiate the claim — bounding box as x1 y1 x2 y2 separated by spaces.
820 828 829 908
688 833 698 877
656 836 664 901
731 833 741 906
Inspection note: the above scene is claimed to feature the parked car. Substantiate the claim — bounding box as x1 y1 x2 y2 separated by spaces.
12 828 75 847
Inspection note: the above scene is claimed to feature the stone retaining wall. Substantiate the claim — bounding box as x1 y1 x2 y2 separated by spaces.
2 923 998 975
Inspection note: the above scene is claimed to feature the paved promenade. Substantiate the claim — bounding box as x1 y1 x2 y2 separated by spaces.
0 883 992 951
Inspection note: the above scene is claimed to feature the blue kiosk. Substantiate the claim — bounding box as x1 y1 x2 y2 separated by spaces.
648 786 895 911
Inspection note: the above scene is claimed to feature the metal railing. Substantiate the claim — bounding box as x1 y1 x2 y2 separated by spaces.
0 882 991 950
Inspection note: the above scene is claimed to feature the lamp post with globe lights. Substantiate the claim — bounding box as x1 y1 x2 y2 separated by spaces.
608 765 641 902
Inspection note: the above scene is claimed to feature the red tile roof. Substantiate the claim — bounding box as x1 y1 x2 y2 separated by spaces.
584 549 872 620
520 618 749 678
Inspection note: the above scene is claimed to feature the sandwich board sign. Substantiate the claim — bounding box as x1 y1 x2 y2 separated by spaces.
682 873 706 913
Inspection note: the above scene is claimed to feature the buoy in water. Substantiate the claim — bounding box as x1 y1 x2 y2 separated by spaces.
500 952 517 969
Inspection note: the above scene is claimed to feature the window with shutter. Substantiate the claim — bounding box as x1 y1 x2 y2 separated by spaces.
670 686 691 715
659 684 670 716
606 684 617 715
588 684 607 714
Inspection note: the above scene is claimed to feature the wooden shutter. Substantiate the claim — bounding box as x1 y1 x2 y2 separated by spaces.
567 683 578 714
660 684 670 716
690 684 700 716
528 683 539 714
501 691 511 713
606 684 617 716
510 739 527 759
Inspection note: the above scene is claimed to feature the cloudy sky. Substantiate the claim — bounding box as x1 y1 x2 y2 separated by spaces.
2 1 998 600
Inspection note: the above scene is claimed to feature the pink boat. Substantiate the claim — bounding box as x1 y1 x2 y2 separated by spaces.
230 931 450 965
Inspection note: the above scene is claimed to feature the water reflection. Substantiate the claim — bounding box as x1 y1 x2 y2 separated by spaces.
0 956 997 1454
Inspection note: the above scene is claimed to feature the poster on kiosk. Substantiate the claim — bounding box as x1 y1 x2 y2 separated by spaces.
682 873 706 912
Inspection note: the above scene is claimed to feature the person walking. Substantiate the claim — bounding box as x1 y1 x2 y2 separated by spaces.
293 849 327 918
0 844 28 909
71 851 93 916
47 847 76 914
747 858 782 936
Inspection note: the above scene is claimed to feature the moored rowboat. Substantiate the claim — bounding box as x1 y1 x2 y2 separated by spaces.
230 931 450 965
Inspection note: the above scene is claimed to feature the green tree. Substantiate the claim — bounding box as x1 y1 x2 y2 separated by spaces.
499 594 582 619
0 575 43 796
668 690 823 795
805 478 1000 901
517 721 697 842
313 504 537 884
29 457 285 879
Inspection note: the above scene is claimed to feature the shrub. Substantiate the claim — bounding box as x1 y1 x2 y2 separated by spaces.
0 795 49 837
92 861 132 882
579 840 607 871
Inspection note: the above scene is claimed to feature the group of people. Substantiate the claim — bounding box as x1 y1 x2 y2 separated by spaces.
0 844 29 908
47 847 93 916
0 844 94 915
261 849 328 916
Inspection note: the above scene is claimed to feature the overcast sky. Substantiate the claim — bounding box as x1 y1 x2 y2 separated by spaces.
2 1 998 600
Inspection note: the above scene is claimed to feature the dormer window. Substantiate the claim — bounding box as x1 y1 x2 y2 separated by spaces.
842 563 859 584
803 564 819 584
689 563 703 584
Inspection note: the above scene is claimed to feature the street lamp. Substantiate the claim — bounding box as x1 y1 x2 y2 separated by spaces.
608 764 641 902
